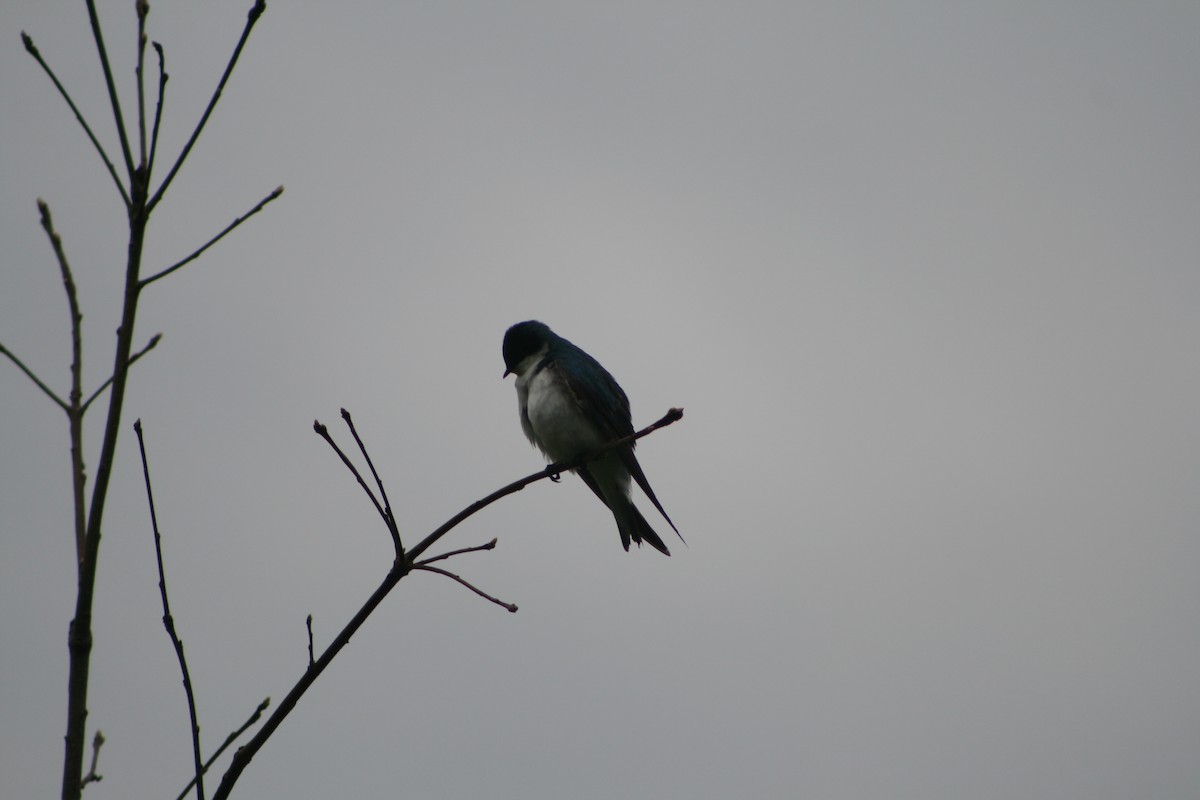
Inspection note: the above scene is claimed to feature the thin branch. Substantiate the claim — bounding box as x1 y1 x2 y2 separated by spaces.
38 199 88 560
38 201 83 412
416 538 498 567
306 616 314 668
312 420 391 537
0 343 67 410
140 187 283 288
134 419 207 800
340 408 402 555
80 333 162 415
211 408 684 800
148 42 168 179
413 564 517 612
80 731 105 788
84 0 136 180
20 33 131 208
211 562 409 800
407 407 684 561
174 698 269 800
147 0 268 212
135 0 149 168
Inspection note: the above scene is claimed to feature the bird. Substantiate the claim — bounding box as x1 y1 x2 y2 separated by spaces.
502 320 683 555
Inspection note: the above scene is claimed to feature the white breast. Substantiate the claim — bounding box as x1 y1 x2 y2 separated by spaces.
518 366 603 462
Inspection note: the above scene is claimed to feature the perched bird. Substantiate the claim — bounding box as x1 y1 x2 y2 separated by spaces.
502 320 683 555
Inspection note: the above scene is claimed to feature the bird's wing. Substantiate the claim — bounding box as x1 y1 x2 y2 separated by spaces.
549 348 683 540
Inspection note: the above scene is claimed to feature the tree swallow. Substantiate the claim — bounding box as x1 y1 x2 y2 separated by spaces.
502 320 683 555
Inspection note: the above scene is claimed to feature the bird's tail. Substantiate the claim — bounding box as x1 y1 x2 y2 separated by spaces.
614 501 671 556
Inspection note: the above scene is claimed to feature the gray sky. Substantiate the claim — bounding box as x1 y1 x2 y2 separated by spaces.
3 2 1198 798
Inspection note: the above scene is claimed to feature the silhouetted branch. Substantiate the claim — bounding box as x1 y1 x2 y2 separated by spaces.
134 419 207 800
413 564 517 612
84 0 136 179
80 731 105 788
37 199 89 560
37 200 82 412
80 333 162 414
140 187 283 288
174 698 270 800
417 538 498 566
341 408 402 555
20 32 131 207
0 343 67 410
407 407 685 561
148 0 268 212
306 615 314 668
313 417 397 554
211 561 406 800
135 0 149 167
148 41 168 178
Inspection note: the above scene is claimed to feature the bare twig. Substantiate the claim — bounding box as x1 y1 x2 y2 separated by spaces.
175 698 270 800
312 421 391 536
84 0 136 179
148 41 168 178
413 564 517 612
148 0 268 212
306 615 314 668
136 0 149 167
340 408 402 556
80 333 162 414
80 731 105 787
140 187 283 288
0 343 67 410
417 538 498 567
20 32 131 208
211 561 408 800
406 407 685 561
38 199 88 560
134 419 207 800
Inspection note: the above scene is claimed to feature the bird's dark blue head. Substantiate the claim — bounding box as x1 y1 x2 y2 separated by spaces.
503 320 554 377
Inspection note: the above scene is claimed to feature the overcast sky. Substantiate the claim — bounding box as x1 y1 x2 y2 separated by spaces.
3 2 1199 798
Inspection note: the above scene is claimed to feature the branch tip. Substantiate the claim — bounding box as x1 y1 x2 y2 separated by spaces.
21 31 36 55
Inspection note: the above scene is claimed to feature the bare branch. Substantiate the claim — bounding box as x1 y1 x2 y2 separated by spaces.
80 333 162 414
134 419 207 800
306 615 314 668
38 199 88 560
148 41 168 178
80 731 105 788
414 564 517 612
210 408 684 800
20 32 131 208
140 187 283 288
175 698 270 800
340 408 402 555
211 561 409 800
135 0 149 167
83 1 136 180
407 407 685 561
417 538 498 567
0 343 67 410
312 419 393 546
37 200 83 411
147 0 268 212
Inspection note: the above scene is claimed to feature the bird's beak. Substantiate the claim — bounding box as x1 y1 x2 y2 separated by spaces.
502 368 512 378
